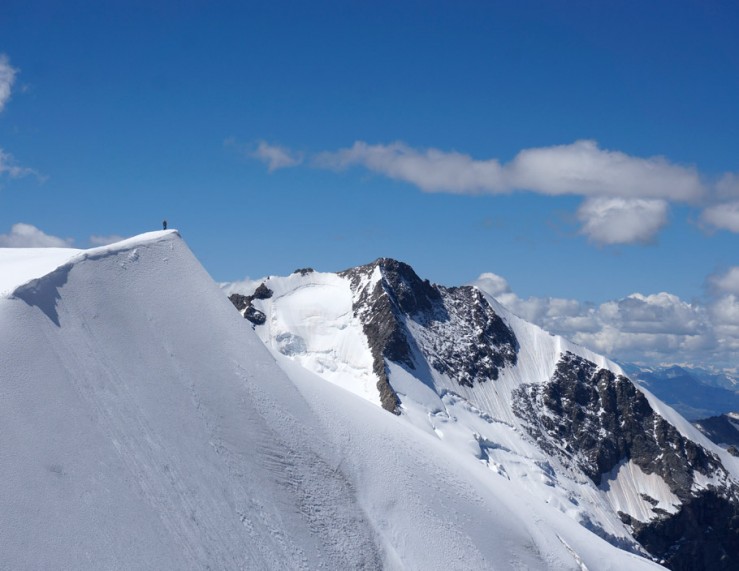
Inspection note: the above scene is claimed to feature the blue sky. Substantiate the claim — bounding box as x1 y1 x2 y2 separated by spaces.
1 1 738 368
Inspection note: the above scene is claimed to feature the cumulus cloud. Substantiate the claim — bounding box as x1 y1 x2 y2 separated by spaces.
576 197 669 245
700 201 739 233
89 234 126 247
252 141 303 172
473 272 513 298
0 54 17 113
506 140 703 201
0 223 73 247
471 271 736 369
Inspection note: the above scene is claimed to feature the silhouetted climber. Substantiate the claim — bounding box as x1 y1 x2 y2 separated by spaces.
163 219 168 230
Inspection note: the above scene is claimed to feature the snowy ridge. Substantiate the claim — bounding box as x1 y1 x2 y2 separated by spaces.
0 233 666 569
235 257 739 569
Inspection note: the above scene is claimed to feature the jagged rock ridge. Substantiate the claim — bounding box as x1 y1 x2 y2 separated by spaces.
339 258 518 412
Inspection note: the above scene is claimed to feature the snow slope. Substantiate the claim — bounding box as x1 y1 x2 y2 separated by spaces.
0 232 665 570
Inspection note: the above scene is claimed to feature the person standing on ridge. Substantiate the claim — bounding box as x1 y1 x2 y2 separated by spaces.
162 219 167 230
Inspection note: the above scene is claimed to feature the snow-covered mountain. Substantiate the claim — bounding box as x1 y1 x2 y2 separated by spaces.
1 232 668 570
232 258 739 570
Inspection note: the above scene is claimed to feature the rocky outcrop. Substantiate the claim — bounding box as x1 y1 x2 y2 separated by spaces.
632 489 739 570
340 258 518 412
228 283 273 325
512 351 739 569
293 268 314 276
414 285 518 387
513 352 722 492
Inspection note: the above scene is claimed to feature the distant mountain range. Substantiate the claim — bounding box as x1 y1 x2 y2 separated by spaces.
622 364 739 421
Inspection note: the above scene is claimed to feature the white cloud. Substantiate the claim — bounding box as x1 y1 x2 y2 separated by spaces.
710 267 739 296
0 54 17 113
255 138 739 244
471 271 736 369
312 139 705 201
0 148 35 179
576 197 669 245
252 141 303 172
315 141 506 194
219 277 265 297
711 294 739 326
700 201 739 233
89 234 126 247
716 173 739 199
506 140 703 201
0 223 73 248
471 272 512 297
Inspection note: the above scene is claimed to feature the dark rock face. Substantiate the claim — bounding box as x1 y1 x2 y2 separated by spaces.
229 293 251 312
513 351 739 569
293 268 314 276
244 306 266 325
632 489 739 571
252 283 273 300
228 283 273 325
416 286 518 387
340 258 518 413
513 352 722 494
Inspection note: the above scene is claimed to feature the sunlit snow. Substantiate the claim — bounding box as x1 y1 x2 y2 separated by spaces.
0 232 666 569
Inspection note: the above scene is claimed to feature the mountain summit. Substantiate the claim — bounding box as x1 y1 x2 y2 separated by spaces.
234 257 739 570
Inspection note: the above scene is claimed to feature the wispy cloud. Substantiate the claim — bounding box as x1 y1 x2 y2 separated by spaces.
252 141 303 172
472 270 738 369
0 54 17 113
0 148 37 179
0 223 73 248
